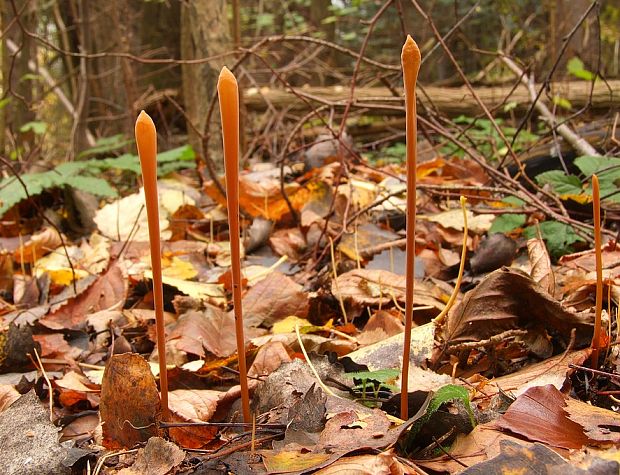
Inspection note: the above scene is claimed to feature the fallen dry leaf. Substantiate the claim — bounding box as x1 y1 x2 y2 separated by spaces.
169 307 238 358
528 236 555 295
242 271 309 328
12 227 62 265
167 389 222 448
40 261 127 331
117 436 185 475
333 268 445 310
0 383 20 412
314 451 417 474
497 385 590 449
99 353 161 449
444 267 592 346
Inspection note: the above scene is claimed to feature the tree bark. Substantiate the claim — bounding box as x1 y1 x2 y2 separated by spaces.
1 0 37 158
180 0 230 170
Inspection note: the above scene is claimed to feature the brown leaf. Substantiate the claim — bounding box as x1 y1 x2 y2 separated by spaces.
167 389 222 448
497 385 590 449
248 341 292 378
470 348 591 401
168 204 205 241
317 409 391 451
117 437 185 475
0 384 20 413
170 307 238 358
527 237 555 295
32 333 72 358
444 267 592 345
60 413 99 443
12 227 62 264
100 353 161 449
55 371 99 408
314 452 417 475
242 271 309 328
338 224 399 261
269 227 307 260
40 262 127 331
358 309 404 346
333 268 445 310
565 397 620 445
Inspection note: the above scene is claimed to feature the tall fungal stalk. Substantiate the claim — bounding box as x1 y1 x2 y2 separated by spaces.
401 35 421 420
135 111 169 419
218 66 251 423
591 174 603 367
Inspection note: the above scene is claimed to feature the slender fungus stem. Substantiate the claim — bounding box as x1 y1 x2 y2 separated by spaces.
218 67 251 423
591 174 603 367
401 35 421 420
135 111 169 419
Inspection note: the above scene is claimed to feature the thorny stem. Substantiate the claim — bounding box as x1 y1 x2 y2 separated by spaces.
401 35 421 421
218 67 251 423
591 174 603 367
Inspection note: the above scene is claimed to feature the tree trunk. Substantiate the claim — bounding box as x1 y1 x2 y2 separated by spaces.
1 0 37 159
180 0 231 171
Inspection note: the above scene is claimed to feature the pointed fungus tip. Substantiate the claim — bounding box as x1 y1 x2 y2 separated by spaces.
218 66 237 88
136 110 154 129
402 35 421 69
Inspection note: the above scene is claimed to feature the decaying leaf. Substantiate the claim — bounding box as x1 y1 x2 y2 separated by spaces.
40 261 127 331
242 271 309 328
443 267 592 346
99 353 161 449
117 437 185 475
497 385 590 449
528 237 555 295
167 389 222 448
333 268 445 311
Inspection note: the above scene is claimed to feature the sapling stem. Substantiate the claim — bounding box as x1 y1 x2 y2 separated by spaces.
401 35 421 420
135 111 169 419
591 174 603 367
218 67 251 423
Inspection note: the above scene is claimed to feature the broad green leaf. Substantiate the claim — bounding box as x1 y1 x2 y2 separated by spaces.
574 155 620 182
63 176 117 198
523 221 584 259
489 213 526 234
346 369 400 383
567 57 596 81
535 170 583 197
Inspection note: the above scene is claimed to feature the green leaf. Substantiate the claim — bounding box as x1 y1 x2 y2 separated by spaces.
523 221 584 259
346 369 400 383
256 13 275 28
78 134 131 158
502 196 525 207
489 214 527 234
503 101 518 113
63 175 117 198
19 121 47 135
405 385 475 444
552 95 572 110
567 57 596 81
574 155 620 182
0 98 11 110
535 170 583 196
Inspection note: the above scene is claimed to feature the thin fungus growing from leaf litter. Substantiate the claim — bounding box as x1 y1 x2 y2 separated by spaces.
218 66 251 423
401 34 421 420
135 110 169 419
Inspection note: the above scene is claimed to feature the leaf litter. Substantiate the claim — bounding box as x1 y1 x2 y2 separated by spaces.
0 147 619 474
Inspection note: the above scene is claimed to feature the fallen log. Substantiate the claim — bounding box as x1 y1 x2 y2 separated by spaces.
243 79 619 117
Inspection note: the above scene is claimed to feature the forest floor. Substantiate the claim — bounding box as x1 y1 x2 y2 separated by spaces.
0 124 620 474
